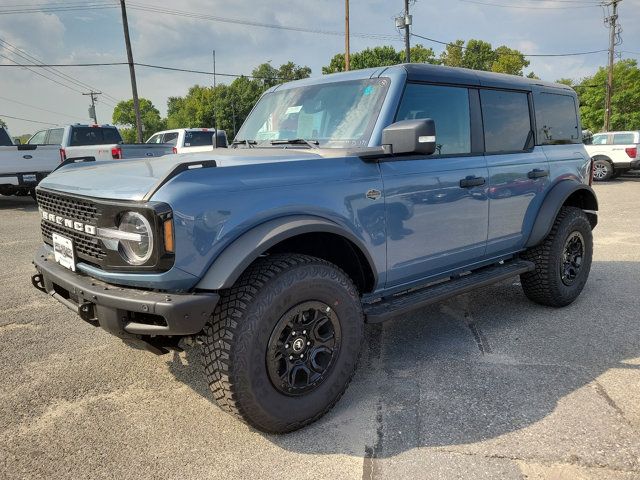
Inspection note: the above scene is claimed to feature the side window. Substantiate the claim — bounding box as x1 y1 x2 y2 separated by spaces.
146 134 162 144
535 93 580 145
396 83 471 155
28 130 47 144
592 134 608 145
163 132 179 146
46 128 64 145
480 90 531 153
613 133 635 145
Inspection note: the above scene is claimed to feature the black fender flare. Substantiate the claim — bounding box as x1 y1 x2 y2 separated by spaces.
525 180 598 248
195 215 378 291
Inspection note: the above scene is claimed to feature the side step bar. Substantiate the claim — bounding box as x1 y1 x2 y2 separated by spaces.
364 260 535 323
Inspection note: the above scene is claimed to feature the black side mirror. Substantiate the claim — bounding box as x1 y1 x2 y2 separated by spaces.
381 118 436 155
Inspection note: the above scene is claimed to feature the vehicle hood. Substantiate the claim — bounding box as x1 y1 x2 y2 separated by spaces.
37 148 329 201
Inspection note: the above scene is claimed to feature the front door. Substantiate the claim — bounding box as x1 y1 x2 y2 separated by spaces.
381 83 489 289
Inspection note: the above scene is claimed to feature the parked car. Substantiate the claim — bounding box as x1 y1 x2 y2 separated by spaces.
584 130 640 181
28 124 175 162
31 64 597 433
146 128 227 153
0 127 61 199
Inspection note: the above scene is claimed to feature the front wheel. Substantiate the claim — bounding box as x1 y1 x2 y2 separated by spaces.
520 207 593 307
201 254 364 433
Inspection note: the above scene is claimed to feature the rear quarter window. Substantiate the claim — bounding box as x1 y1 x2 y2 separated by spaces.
480 89 531 153
534 93 580 145
613 133 635 145
46 128 64 145
0 128 12 146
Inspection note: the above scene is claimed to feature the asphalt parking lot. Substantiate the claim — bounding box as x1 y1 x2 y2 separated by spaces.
1 179 640 480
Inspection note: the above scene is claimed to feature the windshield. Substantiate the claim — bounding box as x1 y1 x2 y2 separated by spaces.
236 78 390 148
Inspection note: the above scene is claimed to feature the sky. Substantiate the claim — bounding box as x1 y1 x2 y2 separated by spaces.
1 0 639 137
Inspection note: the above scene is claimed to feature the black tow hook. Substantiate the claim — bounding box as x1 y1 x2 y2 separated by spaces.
31 273 46 293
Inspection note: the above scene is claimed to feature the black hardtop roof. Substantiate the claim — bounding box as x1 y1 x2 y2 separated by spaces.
399 63 574 93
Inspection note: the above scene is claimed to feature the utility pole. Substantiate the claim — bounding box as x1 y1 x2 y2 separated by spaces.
404 0 411 63
212 49 218 132
345 0 350 71
119 0 143 142
83 91 101 124
395 1 412 63
604 0 620 132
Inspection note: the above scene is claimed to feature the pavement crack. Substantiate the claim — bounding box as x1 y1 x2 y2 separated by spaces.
593 381 631 426
463 310 492 355
362 324 384 480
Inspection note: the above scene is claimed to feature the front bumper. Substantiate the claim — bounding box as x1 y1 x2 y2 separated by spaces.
32 246 218 345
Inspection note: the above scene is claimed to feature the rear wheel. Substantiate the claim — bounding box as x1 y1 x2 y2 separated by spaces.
520 207 593 307
201 254 364 433
592 159 613 181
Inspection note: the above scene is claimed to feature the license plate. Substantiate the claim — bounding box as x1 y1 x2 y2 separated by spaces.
22 174 37 183
52 233 76 271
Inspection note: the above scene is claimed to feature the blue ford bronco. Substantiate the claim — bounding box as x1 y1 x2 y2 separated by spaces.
32 64 598 433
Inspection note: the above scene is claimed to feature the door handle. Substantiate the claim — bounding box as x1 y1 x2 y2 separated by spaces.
459 176 486 188
527 168 549 179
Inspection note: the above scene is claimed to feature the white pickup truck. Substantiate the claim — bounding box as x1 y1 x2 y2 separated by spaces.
28 124 175 162
585 131 640 181
0 127 61 199
146 128 227 153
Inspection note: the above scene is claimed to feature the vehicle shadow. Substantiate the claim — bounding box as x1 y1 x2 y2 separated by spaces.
166 260 640 459
0 196 38 212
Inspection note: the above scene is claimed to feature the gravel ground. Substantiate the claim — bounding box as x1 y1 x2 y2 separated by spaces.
1 179 639 480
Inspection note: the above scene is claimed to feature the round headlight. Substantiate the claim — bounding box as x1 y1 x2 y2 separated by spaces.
118 212 153 265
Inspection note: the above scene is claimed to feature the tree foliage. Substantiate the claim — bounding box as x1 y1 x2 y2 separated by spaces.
572 59 640 132
440 39 530 75
322 44 437 74
165 61 311 137
0 118 7 129
112 98 166 142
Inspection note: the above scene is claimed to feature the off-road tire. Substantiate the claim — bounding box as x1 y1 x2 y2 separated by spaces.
201 254 364 433
592 158 613 181
520 207 593 307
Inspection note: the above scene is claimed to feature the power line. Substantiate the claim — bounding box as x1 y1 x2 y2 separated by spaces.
0 95 86 122
0 113 59 126
126 2 401 41
0 38 119 105
0 3 117 15
411 32 609 57
458 0 602 9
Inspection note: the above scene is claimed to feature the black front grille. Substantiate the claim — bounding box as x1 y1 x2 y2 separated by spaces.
41 222 106 262
37 190 106 264
36 190 98 224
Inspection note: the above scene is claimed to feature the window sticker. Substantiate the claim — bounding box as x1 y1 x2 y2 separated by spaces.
285 105 303 115
363 85 374 96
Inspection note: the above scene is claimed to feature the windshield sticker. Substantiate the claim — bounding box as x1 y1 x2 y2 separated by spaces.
363 85 374 96
285 105 303 115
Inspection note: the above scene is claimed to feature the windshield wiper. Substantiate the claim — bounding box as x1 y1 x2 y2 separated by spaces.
270 138 319 149
230 139 257 148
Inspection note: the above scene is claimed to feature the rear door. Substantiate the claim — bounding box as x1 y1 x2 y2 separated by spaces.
482 89 550 255
380 83 489 288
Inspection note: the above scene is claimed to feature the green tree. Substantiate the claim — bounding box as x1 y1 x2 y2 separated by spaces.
462 39 495 71
526 72 540 80
322 44 437 74
112 98 166 142
439 39 529 76
166 61 311 137
491 46 530 76
577 59 640 132
0 118 7 129
440 40 465 67
555 78 574 87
